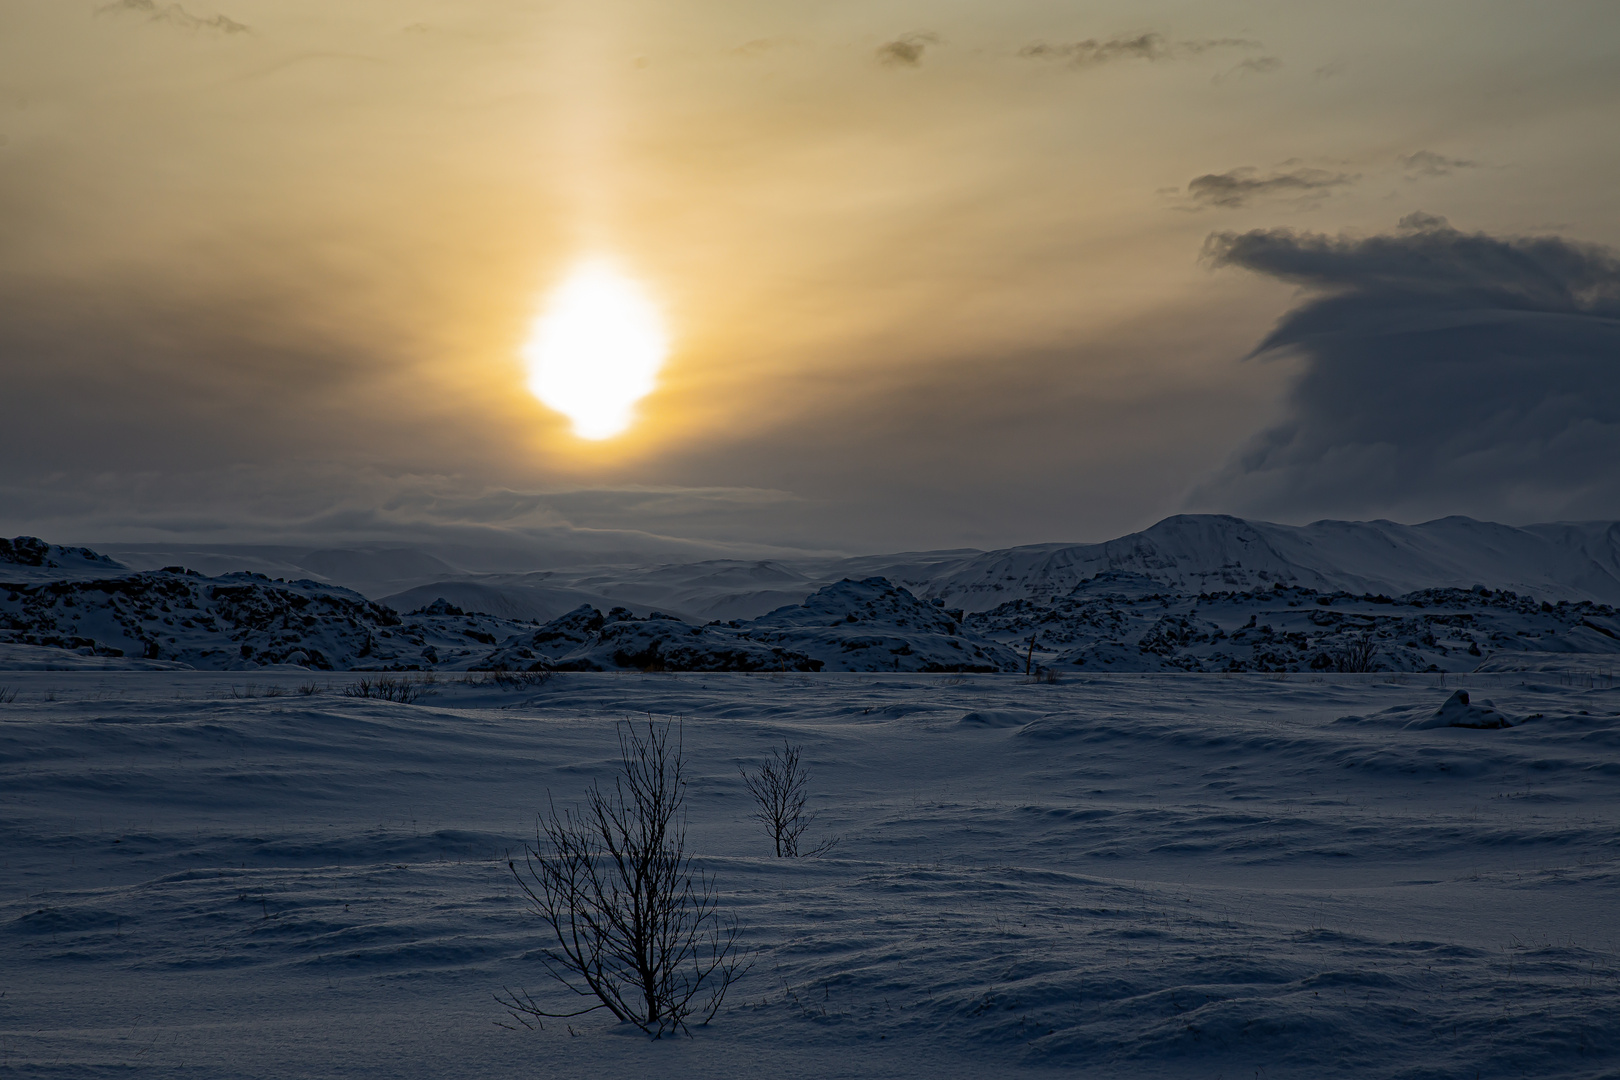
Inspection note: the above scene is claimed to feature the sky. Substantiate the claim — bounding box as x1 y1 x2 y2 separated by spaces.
1 0 1617 559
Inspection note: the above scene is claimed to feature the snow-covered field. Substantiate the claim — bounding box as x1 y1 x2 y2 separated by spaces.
4 669 1617 1078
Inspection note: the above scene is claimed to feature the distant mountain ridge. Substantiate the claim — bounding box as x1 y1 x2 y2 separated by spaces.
8 515 1620 674
912 515 1620 611
60 515 1620 620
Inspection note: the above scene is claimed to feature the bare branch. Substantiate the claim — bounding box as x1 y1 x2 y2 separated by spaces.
741 740 840 858
503 717 750 1036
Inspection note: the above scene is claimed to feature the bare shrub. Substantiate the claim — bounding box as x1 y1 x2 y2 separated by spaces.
0 686 16 704
740 740 838 858
1332 635 1380 673
458 668 551 690
342 674 435 703
297 682 323 696
499 719 747 1037
487 668 552 690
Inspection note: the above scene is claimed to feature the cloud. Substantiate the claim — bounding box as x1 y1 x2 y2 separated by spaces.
1398 149 1479 179
1018 34 1258 67
1188 217 1620 523
876 32 939 67
99 0 249 34
1185 166 1357 209
1217 56 1283 80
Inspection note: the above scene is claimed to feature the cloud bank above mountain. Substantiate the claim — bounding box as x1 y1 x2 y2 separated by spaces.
2 3 1618 553
1190 214 1620 523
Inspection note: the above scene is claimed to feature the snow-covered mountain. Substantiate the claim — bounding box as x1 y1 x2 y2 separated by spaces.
82 515 1620 622
10 513 1620 674
910 515 1620 612
365 515 1620 621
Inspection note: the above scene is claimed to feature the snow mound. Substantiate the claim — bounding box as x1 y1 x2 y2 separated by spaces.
1404 689 1518 729
745 577 1020 672
957 708 1043 728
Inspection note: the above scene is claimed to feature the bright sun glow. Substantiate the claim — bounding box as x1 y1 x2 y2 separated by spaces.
521 258 668 440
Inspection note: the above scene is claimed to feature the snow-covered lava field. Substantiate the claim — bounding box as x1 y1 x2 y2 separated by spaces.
4 668 1618 1078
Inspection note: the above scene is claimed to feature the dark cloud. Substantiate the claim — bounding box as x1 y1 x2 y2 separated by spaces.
1189 216 1620 522
1018 34 1258 67
876 32 939 67
1218 56 1283 79
99 0 249 34
1398 149 1479 178
1185 166 1356 208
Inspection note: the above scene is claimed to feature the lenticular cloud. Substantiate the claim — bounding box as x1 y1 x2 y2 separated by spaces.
1191 215 1620 523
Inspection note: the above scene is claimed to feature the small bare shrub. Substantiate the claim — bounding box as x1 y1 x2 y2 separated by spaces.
0 686 17 704
500 719 747 1037
487 668 552 690
342 674 435 704
297 682 323 696
1332 635 1380 673
740 740 838 858
459 668 551 689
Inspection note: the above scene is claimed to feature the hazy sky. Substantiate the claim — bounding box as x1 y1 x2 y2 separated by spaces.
2 0 1617 557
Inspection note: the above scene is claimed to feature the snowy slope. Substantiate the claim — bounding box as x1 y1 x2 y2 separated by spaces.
2 670 1617 1078
380 578 615 623
100 544 462 600
920 515 1620 612
381 561 828 624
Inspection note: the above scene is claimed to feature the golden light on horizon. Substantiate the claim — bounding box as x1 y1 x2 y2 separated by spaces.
521 258 668 440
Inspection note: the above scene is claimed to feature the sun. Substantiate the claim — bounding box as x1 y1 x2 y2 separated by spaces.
521 258 668 440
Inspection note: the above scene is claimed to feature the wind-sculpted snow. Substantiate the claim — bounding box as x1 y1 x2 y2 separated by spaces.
968 578 1620 674
1 670 1616 1077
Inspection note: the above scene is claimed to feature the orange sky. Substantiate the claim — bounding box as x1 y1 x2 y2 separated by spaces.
2 1 1617 554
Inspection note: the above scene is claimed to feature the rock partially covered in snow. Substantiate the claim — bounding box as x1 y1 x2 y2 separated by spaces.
0 566 542 671
1405 689 1518 729
477 605 820 672
0 536 125 580
745 577 1019 672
